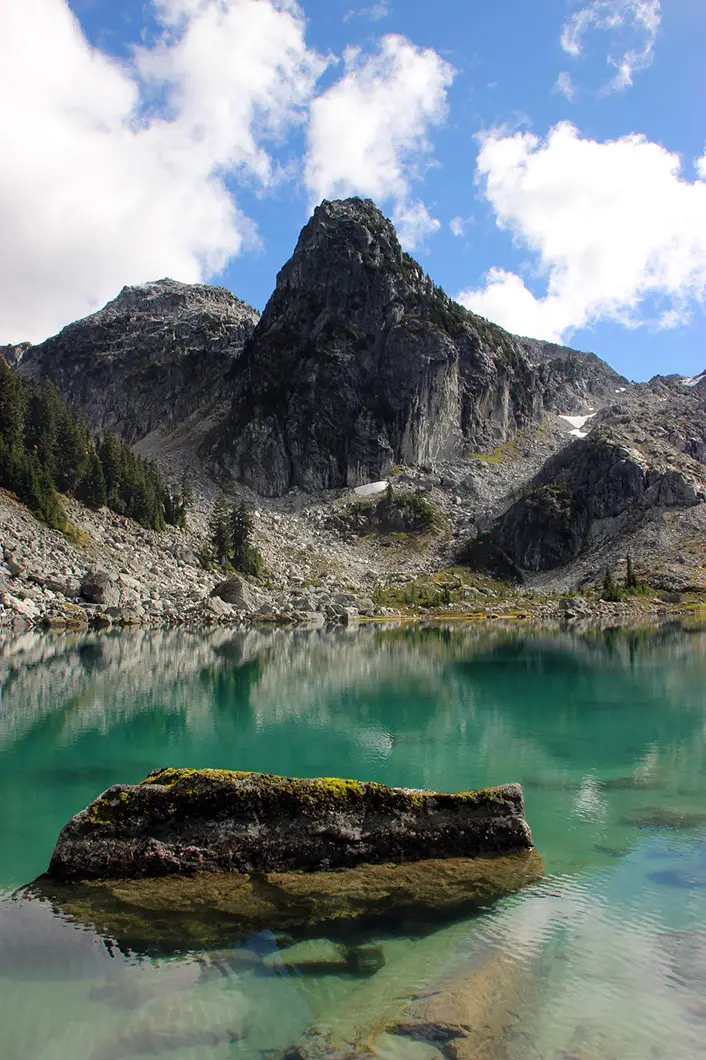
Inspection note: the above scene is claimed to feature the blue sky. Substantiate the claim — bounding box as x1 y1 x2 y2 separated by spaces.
1 1 705 380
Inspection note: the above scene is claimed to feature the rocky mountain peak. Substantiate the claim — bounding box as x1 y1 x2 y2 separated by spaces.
15 280 260 444
88 278 258 331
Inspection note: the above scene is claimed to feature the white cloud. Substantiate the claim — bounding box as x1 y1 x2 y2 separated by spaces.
458 123 706 342
560 0 661 92
344 2 390 22
304 34 455 249
0 0 326 343
554 71 576 101
449 215 473 238
393 200 440 248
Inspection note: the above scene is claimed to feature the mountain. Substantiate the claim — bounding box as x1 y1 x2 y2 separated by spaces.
205 198 623 495
15 279 259 443
3 197 706 609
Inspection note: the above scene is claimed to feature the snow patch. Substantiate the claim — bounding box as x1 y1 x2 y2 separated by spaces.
682 373 706 388
559 412 596 441
615 387 627 393
560 413 595 431
353 481 389 498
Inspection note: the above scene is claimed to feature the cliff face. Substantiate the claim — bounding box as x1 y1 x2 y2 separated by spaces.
206 199 605 496
16 279 259 444
489 409 706 572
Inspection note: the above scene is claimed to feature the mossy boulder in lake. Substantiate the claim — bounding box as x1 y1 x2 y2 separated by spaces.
46 768 535 880
35 769 542 947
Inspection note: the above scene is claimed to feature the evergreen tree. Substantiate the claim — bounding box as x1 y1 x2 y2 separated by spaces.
0 360 26 450
24 452 65 530
98 432 124 509
209 495 231 564
77 449 107 509
229 501 262 576
54 405 90 493
602 566 622 603
625 553 638 591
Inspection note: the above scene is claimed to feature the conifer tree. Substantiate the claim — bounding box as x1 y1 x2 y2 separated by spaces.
625 553 638 591
602 566 621 602
77 449 107 509
209 495 231 564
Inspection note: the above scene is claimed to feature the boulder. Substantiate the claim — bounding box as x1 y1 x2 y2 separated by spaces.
210 577 258 611
80 570 120 607
32 852 543 950
46 768 535 881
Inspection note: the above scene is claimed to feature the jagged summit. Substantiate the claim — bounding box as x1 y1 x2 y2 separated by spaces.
88 278 258 329
16 279 260 444
206 197 618 495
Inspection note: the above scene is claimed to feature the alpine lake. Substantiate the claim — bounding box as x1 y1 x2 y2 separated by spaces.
1 621 706 1060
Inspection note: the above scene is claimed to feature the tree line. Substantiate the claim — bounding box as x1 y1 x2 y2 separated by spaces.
0 359 189 532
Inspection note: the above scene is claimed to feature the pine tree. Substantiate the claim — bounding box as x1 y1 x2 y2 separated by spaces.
98 432 124 509
54 405 90 493
602 566 621 603
209 495 232 564
229 501 262 575
625 553 638 591
77 449 107 509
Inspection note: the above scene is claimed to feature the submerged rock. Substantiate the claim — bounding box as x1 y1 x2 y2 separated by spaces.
90 982 251 1060
32 853 543 951
46 768 535 881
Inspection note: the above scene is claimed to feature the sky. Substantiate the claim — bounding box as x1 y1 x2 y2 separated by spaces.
1 0 705 381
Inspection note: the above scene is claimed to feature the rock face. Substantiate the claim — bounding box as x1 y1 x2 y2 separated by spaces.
0 342 31 369
16 279 259 443
47 767 534 881
489 421 706 571
207 198 600 496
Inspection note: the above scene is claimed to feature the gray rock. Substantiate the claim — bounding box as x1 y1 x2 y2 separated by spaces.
4 551 22 577
263 939 347 973
204 597 234 618
80 570 120 606
206 198 605 497
16 279 259 445
210 577 258 611
47 769 534 881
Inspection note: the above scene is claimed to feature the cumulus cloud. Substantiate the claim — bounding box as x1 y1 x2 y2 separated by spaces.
305 35 455 249
458 123 706 341
561 0 661 92
0 0 326 343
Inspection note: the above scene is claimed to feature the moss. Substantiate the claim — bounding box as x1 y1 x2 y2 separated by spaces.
141 767 252 788
312 778 365 799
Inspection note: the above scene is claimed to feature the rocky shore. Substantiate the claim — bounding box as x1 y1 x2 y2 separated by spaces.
0 486 698 636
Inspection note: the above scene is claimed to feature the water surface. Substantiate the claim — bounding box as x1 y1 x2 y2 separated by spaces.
1 624 705 1059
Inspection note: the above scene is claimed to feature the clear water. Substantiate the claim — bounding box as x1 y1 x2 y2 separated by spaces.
1 624 706 1059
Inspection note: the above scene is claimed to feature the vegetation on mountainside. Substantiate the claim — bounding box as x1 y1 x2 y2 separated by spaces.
0 359 189 532
601 554 651 602
341 485 439 535
206 496 263 577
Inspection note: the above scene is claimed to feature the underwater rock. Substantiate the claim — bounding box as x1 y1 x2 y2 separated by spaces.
619 806 706 830
263 938 350 974
346 943 386 977
387 942 534 1059
90 982 251 1060
31 852 543 951
46 768 534 881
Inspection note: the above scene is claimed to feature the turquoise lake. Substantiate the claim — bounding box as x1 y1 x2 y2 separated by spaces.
1 623 706 1059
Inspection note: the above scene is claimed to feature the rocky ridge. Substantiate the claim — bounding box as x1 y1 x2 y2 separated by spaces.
16 279 259 443
2 199 706 619
206 198 623 494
